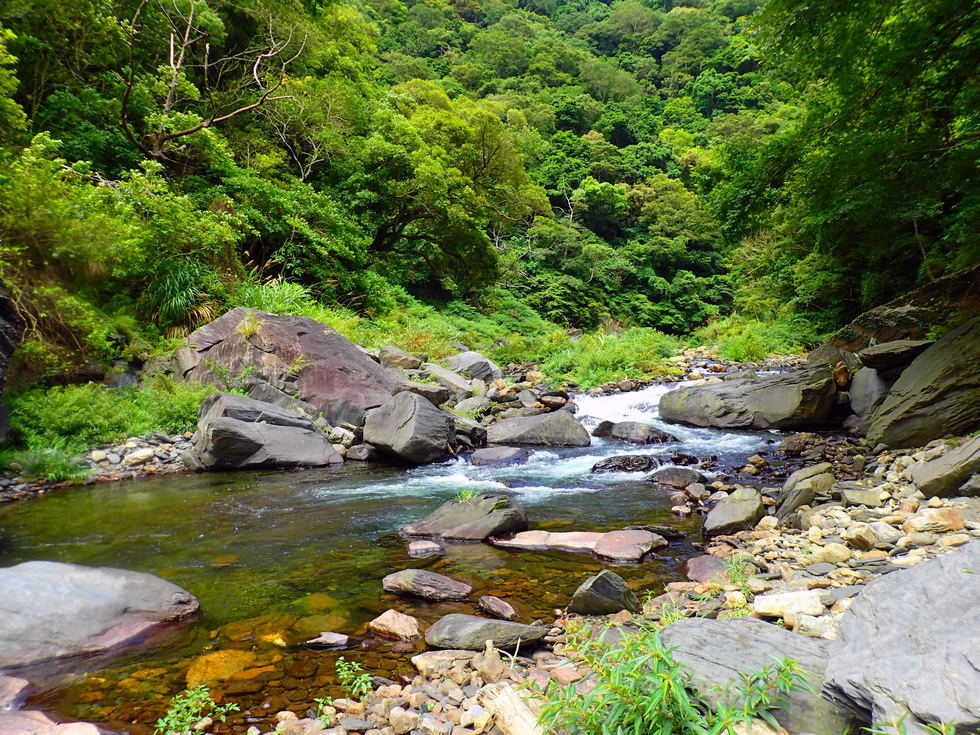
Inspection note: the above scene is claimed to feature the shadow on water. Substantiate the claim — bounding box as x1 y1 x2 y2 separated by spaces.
0 383 776 732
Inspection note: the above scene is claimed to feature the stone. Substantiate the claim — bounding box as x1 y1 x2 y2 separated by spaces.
486 411 591 447
823 541 980 730
681 555 729 584
123 447 156 466
807 343 859 372
402 495 527 541
363 392 457 465
867 317 980 448
407 540 443 558
490 529 665 562
422 363 473 400
0 710 101 735
660 618 855 734
648 466 706 488
444 351 502 383
857 340 934 371
454 396 491 417
776 466 835 522
809 543 851 564
591 455 658 473
346 443 380 462
0 561 199 668
567 570 641 615
470 446 529 467
176 308 405 427
369 610 421 640
909 436 980 498
394 381 452 407
186 650 257 687
703 487 764 537
591 421 678 444
837 483 883 507
659 369 838 430
184 392 343 470
849 367 889 419
479 596 518 621
303 632 349 649
472 640 507 683
379 345 422 370
843 525 880 551
424 614 547 650
411 650 474 678
388 707 420 735
901 507 965 534
0 675 29 710
751 591 825 621
382 569 472 601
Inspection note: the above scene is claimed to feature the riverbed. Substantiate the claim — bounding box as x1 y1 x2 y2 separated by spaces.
0 383 777 732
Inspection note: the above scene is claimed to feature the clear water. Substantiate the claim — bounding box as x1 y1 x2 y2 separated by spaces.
0 383 774 730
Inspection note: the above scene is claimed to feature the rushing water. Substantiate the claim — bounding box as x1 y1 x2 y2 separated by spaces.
0 383 776 732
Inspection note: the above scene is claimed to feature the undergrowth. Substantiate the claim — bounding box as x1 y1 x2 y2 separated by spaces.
693 314 821 362
537 623 808 735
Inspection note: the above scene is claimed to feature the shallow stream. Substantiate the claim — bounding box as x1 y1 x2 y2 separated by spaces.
0 383 776 732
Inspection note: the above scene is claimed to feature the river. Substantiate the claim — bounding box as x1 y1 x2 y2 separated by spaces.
0 382 776 732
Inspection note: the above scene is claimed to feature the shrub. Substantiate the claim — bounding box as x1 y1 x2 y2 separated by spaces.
541 328 679 387
693 314 821 362
537 623 808 735
6 377 214 453
154 685 239 735
0 445 90 482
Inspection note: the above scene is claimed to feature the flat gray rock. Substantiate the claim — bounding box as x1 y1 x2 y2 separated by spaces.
382 569 472 601
567 570 640 615
823 541 980 732
470 446 529 467
703 487 764 536
444 351 502 383
661 618 855 735
486 411 590 447
0 561 199 668
424 614 546 650
909 436 980 498
857 340 933 371
660 368 837 430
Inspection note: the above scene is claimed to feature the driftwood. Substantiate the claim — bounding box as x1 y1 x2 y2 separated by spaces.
477 681 543 735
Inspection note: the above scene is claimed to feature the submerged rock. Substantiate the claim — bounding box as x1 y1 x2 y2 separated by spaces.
491 529 666 562
659 369 837 430
402 495 528 541
486 411 591 447
424 614 547 650
0 561 199 668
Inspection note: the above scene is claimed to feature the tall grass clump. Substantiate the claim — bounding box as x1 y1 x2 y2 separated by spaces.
6 375 215 453
0 445 90 482
538 623 808 735
693 314 821 362
541 328 679 387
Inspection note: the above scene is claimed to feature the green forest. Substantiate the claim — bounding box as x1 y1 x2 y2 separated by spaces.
0 0 977 388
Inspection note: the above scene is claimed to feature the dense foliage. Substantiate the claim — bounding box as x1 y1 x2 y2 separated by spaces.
0 0 975 389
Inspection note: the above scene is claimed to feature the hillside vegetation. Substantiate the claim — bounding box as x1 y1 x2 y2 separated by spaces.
0 0 976 385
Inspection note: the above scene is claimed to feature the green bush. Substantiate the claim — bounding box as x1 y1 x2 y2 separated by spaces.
541 328 679 387
6 377 215 453
538 623 808 735
0 446 90 482
693 314 821 362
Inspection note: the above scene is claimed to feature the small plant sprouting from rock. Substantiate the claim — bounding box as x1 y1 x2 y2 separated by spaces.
537 622 808 735
236 311 264 339
203 361 257 392
154 685 239 735
454 489 481 503
286 352 311 378
335 656 373 699
724 554 755 598
313 696 335 727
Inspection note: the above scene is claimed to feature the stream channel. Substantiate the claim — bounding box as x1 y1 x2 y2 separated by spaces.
0 382 778 732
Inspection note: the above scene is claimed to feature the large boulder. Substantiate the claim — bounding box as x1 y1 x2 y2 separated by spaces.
659 369 837 430
867 317 980 448
0 561 199 668
0 290 20 443
591 421 677 444
486 411 591 447
822 541 980 732
382 569 472 601
402 495 528 541
857 340 933 371
444 351 502 383
175 308 405 427
660 618 855 735
908 437 980 498
185 393 343 470
567 570 641 615
424 614 547 650
703 487 764 536
363 392 456 465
